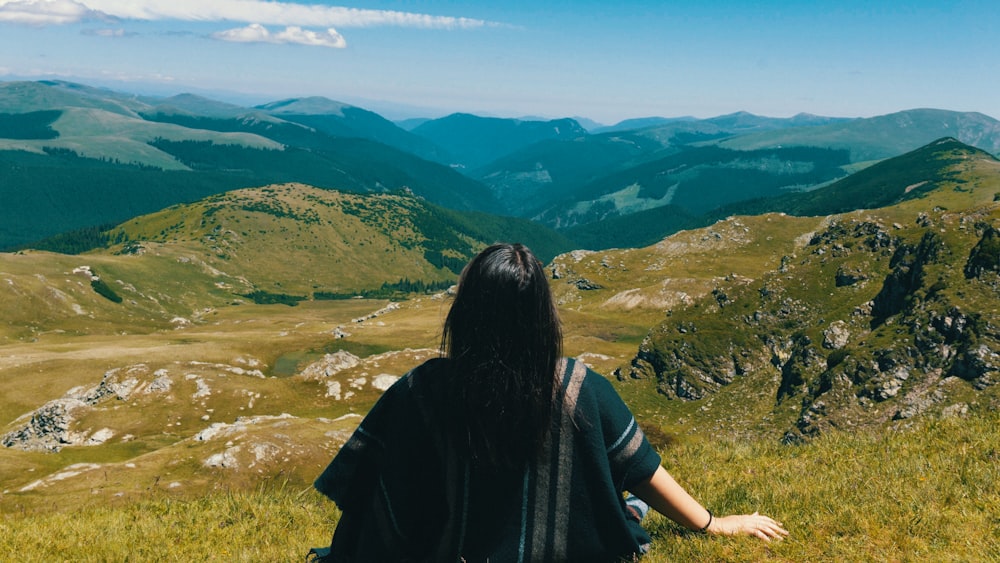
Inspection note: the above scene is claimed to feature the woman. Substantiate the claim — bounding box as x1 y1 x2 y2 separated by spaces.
312 243 787 561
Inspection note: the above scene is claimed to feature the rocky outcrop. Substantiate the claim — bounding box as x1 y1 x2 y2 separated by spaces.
193 414 321 472
352 302 400 323
835 265 868 287
624 208 999 444
625 331 766 401
964 226 1000 279
2 398 88 452
298 351 362 381
2 364 174 452
822 321 851 350
871 232 946 325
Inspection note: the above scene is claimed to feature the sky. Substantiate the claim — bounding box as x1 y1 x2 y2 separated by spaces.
0 0 997 125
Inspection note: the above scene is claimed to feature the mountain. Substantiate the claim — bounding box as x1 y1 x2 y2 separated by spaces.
719 108 1000 161
607 112 852 142
0 80 150 117
0 81 499 249
570 116 606 132
2 183 573 334
255 96 447 162
472 113 861 223
594 116 697 133
475 109 1000 249
395 117 432 131
533 144 852 228
717 137 997 218
103 183 572 295
473 132 670 216
148 93 269 119
552 138 990 251
411 113 589 169
6 79 1000 258
548 138 1000 440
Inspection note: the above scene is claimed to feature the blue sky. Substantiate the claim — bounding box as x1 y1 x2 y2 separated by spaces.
0 0 997 124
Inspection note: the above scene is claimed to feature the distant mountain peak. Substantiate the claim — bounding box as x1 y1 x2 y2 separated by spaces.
255 97 353 116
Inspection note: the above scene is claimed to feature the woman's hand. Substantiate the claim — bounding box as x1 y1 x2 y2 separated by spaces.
708 512 788 541
630 467 789 542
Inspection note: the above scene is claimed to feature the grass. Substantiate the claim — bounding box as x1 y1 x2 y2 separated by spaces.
0 478 340 562
2 409 995 561
644 406 999 561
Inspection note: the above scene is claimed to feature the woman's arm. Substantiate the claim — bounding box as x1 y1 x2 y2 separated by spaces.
628 466 788 541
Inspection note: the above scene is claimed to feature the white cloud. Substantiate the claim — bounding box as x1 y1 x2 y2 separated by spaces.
0 0 96 25
84 26 127 36
0 0 490 29
214 23 346 48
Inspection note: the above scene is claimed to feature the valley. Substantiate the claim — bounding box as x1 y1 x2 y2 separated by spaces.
0 80 998 560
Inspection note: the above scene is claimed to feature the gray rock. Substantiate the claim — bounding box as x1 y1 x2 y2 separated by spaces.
822 321 851 350
573 278 603 290
2 398 87 452
298 351 361 380
835 266 868 287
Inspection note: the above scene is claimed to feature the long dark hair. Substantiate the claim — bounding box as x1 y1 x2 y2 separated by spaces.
442 243 562 468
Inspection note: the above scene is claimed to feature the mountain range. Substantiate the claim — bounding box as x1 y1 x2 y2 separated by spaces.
2 80 999 252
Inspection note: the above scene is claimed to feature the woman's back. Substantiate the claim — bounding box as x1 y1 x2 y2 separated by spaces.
314 356 661 562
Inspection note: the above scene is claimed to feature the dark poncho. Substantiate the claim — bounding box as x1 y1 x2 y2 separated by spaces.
314 357 661 562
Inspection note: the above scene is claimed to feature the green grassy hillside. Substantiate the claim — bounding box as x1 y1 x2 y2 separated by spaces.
0 81 150 117
718 137 995 217
261 101 446 163
535 144 851 229
1 182 571 339
103 182 568 293
2 404 995 561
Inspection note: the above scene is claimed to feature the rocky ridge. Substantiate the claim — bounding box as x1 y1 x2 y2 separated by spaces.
617 150 1000 440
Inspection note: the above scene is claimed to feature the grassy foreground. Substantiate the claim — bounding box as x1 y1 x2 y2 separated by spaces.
2 408 997 562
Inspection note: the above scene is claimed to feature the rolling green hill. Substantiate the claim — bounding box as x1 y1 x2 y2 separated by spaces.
104 182 570 295
7 184 572 315
715 137 999 218
0 80 150 117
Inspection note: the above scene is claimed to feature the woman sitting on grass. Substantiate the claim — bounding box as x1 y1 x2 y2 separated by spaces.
312 243 787 561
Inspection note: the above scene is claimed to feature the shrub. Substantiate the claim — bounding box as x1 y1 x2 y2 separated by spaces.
243 290 305 306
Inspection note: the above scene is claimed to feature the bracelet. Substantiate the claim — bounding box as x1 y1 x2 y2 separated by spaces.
696 509 713 533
